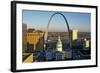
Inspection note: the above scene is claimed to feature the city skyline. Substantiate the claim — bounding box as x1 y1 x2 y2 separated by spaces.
22 10 91 32
22 11 91 63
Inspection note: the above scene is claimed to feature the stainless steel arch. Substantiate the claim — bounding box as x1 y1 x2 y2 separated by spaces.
44 12 72 48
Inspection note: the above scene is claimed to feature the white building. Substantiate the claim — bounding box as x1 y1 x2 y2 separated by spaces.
71 29 78 40
84 38 90 48
56 35 63 52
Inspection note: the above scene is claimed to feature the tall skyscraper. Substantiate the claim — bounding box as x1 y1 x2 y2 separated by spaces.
56 35 63 52
71 29 78 40
22 23 27 53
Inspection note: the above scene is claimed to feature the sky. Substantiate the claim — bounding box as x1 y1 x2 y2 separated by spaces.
22 10 91 32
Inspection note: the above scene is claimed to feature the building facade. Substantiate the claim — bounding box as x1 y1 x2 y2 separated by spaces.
22 24 27 53
84 38 90 48
26 30 44 52
56 35 63 52
71 29 78 40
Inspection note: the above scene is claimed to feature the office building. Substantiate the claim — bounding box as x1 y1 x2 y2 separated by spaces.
71 29 78 40
84 38 90 48
22 24 27 53
64 49 72 59
55 51 65 61
26 29 44 52
45 49 55 61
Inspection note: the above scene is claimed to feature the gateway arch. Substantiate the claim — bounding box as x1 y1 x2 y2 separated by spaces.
44 12 72 48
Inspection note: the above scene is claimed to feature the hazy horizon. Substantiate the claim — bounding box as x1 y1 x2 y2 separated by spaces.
23 10 91 32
